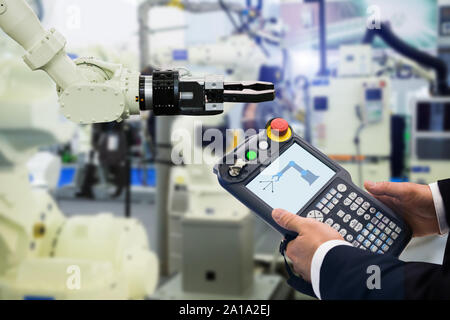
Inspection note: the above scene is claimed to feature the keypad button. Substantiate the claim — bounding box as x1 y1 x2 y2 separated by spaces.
344 198 352 206
320 198 327 205
362 202 370 210
378 222 385 230
389 222 396 229
371 217 379 225
316 202 324 210
382 244 389 252
349 192 357 200
357 208 365 216
373 228 381 236
332 223 341 231
391 232 398 240
337 184 347 192
330 188 337 195
370 245 378 253
380 233 387 241
355 197 364 205
366 223 374 231
364 214 370 221
337 210 345 218
325 218 333 226
346 234 354 242
336 193 343 199
357 235 365 242
343 214 351 223
385 227 392 235
350 203 358 211
326 202 334 210
361 228 369 237
352 241 360 247
350 219 358 228
326 193 332 200
360 246 367 250
377 250 384 254
376 212 383 219
355 223 363 232
322 207 330 215
307 210 324 222
382 216 390 224
386 238 394 246
369 207 376 214
332 198 339 205
375 239 382 247
363 240 371 248
395 226 402 233
368 234 376 241
339 229 347 237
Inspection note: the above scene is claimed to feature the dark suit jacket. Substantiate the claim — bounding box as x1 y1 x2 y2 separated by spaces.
319 179 450 300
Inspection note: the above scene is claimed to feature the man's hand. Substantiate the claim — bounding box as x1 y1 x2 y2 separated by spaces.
364 181 439 237
272 209 343 282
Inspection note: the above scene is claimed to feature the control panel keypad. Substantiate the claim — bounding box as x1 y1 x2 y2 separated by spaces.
304 180 403 255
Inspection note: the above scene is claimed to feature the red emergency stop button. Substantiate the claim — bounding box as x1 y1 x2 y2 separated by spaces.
267 118 292 142
270 118 289 136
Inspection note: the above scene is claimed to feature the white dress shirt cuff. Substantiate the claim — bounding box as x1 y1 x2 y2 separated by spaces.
310 239 352 300
429 182 449 235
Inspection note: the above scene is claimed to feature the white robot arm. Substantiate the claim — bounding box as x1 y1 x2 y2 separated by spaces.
0 0 274 124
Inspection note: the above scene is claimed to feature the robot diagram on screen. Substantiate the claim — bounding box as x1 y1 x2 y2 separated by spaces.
0 0 274 299
271 161 319 185
259 161 319 193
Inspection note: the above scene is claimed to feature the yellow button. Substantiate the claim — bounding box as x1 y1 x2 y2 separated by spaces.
267 126 292 142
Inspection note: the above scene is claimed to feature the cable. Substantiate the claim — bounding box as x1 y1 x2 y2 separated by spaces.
219 0 241 33
363 22 450 96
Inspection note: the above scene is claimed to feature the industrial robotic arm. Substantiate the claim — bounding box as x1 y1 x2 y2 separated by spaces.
0 0 275 124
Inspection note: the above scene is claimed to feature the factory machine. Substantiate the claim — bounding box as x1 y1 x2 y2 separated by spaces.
409 0 450 185
405 101 450 266
409 97 450 184
362 21 450 264
309 16 450 188
310 45 391 188
365 20 450 188
0 0 274 299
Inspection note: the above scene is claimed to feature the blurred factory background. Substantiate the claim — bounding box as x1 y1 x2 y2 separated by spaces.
1 0 450 300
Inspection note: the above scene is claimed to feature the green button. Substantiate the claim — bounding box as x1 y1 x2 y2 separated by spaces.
246 150 258 161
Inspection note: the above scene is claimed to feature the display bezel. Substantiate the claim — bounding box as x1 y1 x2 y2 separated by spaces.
215 132 349 237
215 128 412 256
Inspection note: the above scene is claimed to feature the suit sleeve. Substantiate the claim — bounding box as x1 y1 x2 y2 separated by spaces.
318 245 450 300
438 179 450 224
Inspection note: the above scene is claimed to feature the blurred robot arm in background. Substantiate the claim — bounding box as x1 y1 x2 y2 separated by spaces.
0 0 275 125
375 53 436 83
